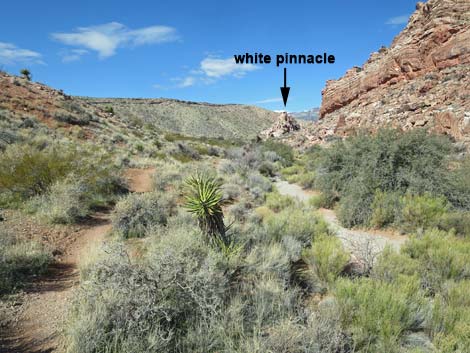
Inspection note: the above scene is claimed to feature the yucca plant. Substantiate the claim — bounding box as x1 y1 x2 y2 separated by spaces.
184 174 228 245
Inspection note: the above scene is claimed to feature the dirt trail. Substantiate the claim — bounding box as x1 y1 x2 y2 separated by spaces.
274 180 408 254
1 168 155 353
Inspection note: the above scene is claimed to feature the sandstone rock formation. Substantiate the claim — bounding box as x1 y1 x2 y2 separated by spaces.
259 112 300 139
296 0 470 147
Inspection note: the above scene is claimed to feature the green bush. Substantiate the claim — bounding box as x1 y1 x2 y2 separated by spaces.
0 142 124 207
314 129 458 228
369 190 402 228
261 140 294 167
264 191 295 212
264 207 330 244
430 280 470 352
335 276 427 352
302 234 349 284
0 229 51 294
112 192 176 238
402 229 470 293
400 193 449 232
438 211 470 237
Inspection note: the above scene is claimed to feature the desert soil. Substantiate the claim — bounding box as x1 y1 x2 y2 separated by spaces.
0 168 155 353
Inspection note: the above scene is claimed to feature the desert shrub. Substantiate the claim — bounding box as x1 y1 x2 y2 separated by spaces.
400 194 449 232
308 193 328 209
437 211 470 237
264 191 295 212
308 297 351 353
217 159 237 175
153 164 183 191
103 106 114 114
258 161 276 177
303 234 349 284
32 177 90 224
227 200 252 222
0 142 123 206
335 276 427 352
314 129 456 227
221 183 241 201
369 190 402 228
112 192 175 238
246 172 272 196
401 229 470 293
297 171 316 189
281 164 303 184
445 157 470 210
169 142 200 163
336 178 375 227
67 228 227 353
372 246 419 283
264 207 330 245
53 111 91 126
261 140 294 167
430 280 470 352
0 229 51 294
244 243 291 282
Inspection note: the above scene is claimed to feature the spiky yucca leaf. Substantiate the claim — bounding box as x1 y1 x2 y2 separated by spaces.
184 174 228 245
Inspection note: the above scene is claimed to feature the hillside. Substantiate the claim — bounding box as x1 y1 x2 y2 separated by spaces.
291 0 470 148
82 97 277 140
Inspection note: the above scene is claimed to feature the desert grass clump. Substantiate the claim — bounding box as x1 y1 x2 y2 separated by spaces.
184 174 228 245
0 229 51 294
112 191 175 238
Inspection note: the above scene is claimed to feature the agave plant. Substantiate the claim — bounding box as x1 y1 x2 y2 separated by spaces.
184 174 228 245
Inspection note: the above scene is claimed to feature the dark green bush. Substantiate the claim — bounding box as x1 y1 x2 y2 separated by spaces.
314 129 467 228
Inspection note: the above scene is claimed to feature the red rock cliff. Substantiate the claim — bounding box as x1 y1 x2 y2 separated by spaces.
307 0 470 146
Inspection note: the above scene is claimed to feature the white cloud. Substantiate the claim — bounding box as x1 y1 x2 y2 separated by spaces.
255 97 282 104
168 56 259 89
0 42 43 65
385 14 409 25
51 22 179 59
61 49 88 62
200 57 258 78
175 76 196 88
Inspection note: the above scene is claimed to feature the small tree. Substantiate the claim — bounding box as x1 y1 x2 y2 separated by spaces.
184 174 228 245
20 69 31 81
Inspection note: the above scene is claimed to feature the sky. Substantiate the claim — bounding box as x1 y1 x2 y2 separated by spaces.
0 0 416 112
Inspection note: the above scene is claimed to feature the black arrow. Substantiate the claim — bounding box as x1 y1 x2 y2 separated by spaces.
280 67 290 107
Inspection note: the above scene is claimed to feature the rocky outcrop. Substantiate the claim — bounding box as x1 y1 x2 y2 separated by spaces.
299 0 470 147
259 112 300 139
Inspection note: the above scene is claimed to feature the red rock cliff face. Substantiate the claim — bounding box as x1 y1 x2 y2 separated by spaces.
308 0 470 146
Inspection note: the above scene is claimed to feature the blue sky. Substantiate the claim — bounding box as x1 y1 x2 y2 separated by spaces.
0 0 416 111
